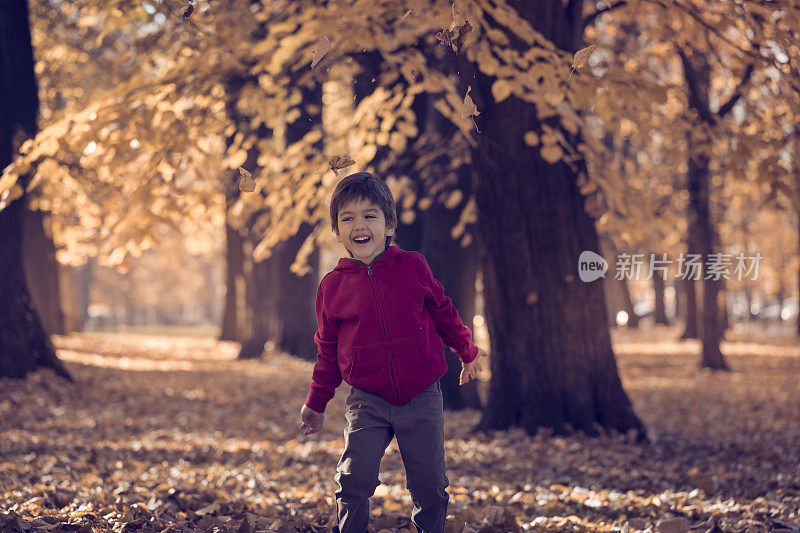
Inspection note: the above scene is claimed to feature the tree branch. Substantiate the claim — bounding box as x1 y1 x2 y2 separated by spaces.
676 45 716 124
582 1 628 30
716 64 754 118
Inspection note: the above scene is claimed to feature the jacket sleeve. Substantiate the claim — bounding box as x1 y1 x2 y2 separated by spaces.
416 253 480 365
304 275 342 413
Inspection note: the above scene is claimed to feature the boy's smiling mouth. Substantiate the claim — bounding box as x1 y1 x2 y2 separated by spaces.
352 236 371 245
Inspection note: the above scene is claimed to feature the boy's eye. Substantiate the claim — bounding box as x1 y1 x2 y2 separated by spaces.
341 217 352 222
366 215 376 219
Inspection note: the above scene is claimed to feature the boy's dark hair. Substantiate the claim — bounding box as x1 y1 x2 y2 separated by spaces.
330 172 397 248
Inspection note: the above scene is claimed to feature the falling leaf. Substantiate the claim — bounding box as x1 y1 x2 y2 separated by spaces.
401 9 413 21
182 2 194 21
329 154 355 176
452 20 473 49
569 44 596 79
238 167 256 193
435 7 472 52
311 35 331 69
461 86 481 133
435 28 455 50
461 86 480 118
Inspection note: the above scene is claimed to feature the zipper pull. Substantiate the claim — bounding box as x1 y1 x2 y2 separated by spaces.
367 265 372 275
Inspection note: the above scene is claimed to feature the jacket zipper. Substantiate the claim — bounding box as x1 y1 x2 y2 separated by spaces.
367 264 401 404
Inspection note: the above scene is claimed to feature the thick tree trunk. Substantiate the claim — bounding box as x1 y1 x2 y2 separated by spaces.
0 0 71 380
457 0 643 436
238 224 318 360
23 208 64 334
238 239 273 359
222 73 270 355
272 83 320 358
220 211 244 341
652 271 668 325
273 224 319 359
236 81 320 359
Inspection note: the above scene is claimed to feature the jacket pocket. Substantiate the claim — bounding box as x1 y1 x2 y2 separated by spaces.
350 342 391 393
391 337 435 391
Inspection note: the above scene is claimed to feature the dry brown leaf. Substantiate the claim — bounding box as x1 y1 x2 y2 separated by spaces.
461 86 480 118
1 328 798 533
461 86 481 133
238 167 256 193
311 35 331 69
329 154 355 176
435 6 472 52
569 44 596 79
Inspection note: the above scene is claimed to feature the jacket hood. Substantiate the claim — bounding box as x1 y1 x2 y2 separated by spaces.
333 244 406 272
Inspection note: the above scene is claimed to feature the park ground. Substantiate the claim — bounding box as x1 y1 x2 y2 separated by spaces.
1 327 799 532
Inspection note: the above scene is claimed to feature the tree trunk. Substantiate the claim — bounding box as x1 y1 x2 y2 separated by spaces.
273 223 319 359
0 0 71 380
719 290 729 333
687 152 728 369
238 239 273 359
652 271 668 325
457 0 644 437
680 277 699 339
22 208 65 334
220 211 245 341
236 80 320 359
678 47 735 369
222 73 269 356
272 83 320 358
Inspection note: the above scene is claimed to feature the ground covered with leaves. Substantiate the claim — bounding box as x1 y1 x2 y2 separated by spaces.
1 328 799 532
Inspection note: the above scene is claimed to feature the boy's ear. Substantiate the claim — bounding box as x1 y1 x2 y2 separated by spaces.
335 233 342 242
386 226 395 236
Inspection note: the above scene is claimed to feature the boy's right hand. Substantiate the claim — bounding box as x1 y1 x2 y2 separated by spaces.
300 404 325 435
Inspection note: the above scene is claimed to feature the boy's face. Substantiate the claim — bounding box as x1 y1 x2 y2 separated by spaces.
336 197 395 264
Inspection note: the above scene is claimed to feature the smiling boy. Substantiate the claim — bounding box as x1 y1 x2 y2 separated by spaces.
299 172 487 533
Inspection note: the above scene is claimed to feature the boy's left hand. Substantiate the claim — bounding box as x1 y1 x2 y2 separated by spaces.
459 347 488 385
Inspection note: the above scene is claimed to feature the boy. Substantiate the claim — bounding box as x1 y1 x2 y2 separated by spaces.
299 172 487 533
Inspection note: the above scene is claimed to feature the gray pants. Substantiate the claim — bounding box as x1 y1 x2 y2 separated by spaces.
331 380 449 533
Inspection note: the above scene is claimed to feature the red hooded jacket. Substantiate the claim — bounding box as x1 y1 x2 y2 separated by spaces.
304 245 479 413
